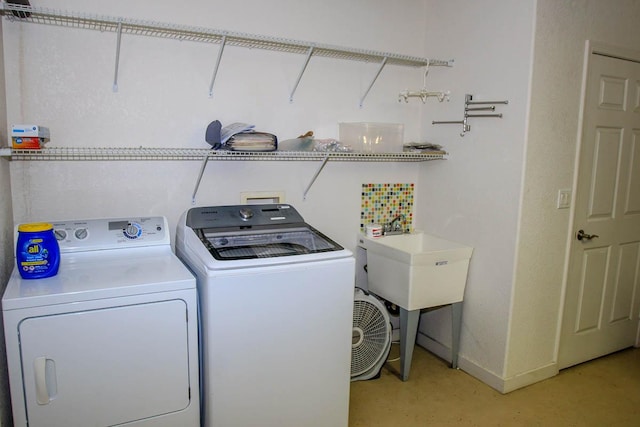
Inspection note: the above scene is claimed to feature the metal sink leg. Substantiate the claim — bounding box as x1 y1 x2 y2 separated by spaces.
451 301 462 369
399 308 420 381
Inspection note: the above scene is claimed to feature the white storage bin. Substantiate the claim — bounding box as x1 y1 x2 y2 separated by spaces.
339 122 404 153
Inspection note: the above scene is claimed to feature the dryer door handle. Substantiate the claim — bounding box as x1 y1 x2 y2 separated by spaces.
34 357 57 405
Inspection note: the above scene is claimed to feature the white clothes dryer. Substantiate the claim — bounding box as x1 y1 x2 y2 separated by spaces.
2 216 200 427
176 204 354 427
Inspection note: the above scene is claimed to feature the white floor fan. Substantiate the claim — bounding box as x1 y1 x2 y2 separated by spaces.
351 288 392 381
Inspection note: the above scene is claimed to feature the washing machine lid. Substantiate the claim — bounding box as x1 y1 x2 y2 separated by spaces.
2 246 195 311
199 226 341 260
186 204 344 261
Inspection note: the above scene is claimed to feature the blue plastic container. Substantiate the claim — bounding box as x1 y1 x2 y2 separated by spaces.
16 222 60 279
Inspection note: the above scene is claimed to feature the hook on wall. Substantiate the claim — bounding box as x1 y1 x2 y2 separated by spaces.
398 89 450 103
398 61 450 104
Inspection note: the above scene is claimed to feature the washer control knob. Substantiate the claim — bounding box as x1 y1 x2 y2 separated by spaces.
54 229 67 241
124 223 141 239
239 208 254 220
74 228 88 240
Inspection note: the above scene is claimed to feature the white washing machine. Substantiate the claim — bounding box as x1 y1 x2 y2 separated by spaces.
2 216 200 427
175 204 354 427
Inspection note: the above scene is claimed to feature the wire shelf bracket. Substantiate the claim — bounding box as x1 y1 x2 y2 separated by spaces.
289 46 314 103
112 22 123 92
303 153 330 200
208 35 227 98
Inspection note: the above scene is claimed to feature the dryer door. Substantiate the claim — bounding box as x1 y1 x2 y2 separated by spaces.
19 299 191 427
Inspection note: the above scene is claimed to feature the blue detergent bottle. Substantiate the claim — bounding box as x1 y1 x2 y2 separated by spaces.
16 222 60 279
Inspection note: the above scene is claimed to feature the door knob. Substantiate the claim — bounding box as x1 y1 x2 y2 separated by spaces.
576 229 599 241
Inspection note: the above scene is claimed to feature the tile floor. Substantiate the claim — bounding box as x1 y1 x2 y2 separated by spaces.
349 345 640 426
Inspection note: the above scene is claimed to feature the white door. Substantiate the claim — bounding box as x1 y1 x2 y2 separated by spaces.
559 46 640 369
19 300 191 427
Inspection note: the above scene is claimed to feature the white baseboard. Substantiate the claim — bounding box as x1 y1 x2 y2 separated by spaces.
416 332 559 394
416 332 451 363
500 362 559 393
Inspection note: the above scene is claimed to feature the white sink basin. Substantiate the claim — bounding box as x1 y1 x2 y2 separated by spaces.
358 232 473 310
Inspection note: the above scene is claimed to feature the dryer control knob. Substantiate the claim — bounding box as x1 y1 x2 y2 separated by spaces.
239 208 254 220
74 228 88 240
124 223 141 239
54 229 67 241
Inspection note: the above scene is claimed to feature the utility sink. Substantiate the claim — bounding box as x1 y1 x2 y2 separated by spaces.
359 232 473 311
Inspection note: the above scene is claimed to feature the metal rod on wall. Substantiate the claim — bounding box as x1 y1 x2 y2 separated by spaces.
466 99 509 105
208 35 227 97
289 46 314 103
303 154 330 200
112 22 122 92
359 56 388 108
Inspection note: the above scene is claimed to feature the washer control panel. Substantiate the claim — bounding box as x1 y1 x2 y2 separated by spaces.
47 216 169 252
186 204 305 230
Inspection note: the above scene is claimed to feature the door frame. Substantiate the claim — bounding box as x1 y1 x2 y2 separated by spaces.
558 40 640 363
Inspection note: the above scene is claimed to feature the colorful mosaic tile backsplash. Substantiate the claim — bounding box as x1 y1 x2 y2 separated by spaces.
361 183 414 232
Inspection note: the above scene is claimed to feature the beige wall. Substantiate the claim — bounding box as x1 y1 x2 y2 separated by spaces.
507 0 640 390
0 15 14 427
416 0 640 393
417 0 535 389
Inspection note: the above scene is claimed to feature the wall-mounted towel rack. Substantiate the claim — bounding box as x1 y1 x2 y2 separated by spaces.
432 94 508 136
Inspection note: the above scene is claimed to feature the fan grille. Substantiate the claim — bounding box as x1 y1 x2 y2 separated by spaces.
351 298 390 377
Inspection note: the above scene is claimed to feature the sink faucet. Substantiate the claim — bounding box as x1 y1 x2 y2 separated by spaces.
384 214 406 235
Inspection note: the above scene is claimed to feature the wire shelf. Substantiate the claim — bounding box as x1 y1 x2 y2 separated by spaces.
2 147 446 162
0 3 452 68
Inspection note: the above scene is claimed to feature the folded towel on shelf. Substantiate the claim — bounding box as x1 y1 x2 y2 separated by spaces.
225 132 278 152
